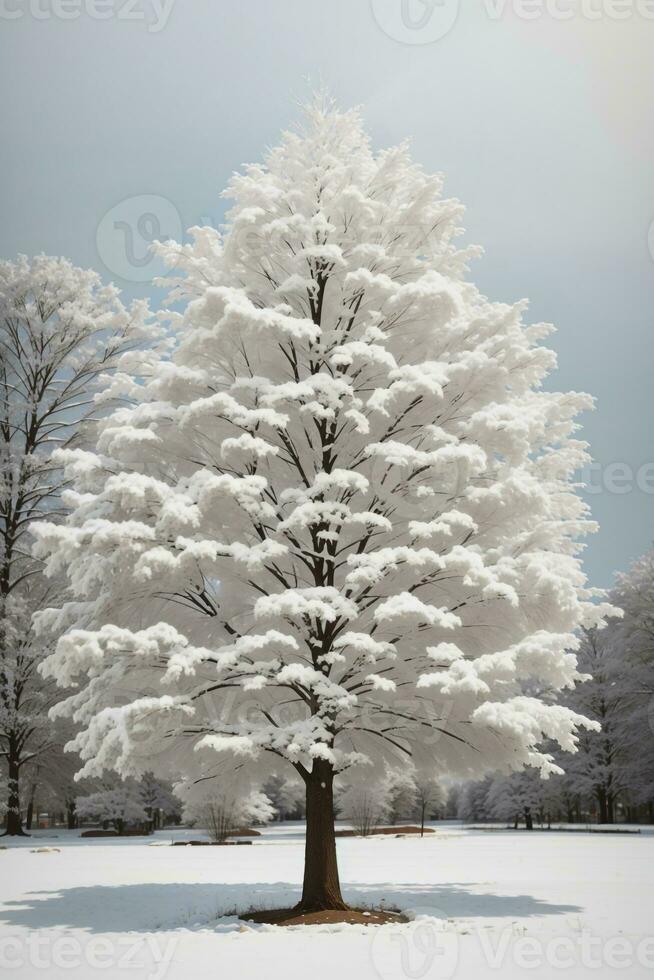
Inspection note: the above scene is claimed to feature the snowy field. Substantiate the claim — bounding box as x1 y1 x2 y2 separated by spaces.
1 823 653 980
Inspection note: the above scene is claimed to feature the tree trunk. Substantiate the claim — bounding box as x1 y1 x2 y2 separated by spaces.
66 802 77 830
26 796 35 831
420 802 425 837
2 758 29 837
524 807 533 830
298 760 349 912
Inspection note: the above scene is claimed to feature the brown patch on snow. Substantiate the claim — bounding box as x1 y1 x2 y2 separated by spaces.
241 907 409 927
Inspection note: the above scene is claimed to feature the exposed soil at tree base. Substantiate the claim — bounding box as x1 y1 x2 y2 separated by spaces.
241 906 409 927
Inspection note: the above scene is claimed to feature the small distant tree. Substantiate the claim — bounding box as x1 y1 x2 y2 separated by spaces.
414 775 446 835
265 773 306 820
140 773 181 829
36 99 610 911
337 780 391 836
457 778 493 823
444 783 460 819
486 770 552 829
76 781 148 834
386 769 418 825
186 790 275 842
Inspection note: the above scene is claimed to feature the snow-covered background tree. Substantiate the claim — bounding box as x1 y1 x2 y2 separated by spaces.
385 768 418 825
413 774 446 833
0 255 153 834
35 98 612 910
76 780 149 834
336 780 391 837
139 772 182 829
456 546 654 828
185 789 275 842
264 773 306 820
556 628 627 823
608 552 654 820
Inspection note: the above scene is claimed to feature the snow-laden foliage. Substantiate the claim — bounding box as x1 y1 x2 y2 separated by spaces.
76 780 149 831
456 777 493 823
385 768 419 823
139 772 182 826
264 772 306 819
549 556 654 821
336 780 391 836
458 545 654 825
414 774 447 824
608 553 654 811
35 99 611 823
0 254 156 832
557 628 628 822
338 766 445 832
185 789 275 842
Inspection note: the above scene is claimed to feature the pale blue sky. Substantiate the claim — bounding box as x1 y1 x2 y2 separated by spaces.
1 1 652 589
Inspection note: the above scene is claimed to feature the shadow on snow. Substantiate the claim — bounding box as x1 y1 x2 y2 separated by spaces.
0 882 581 932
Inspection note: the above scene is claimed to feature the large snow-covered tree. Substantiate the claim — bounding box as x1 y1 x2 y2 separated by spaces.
0 255 153 834
35 99 610 910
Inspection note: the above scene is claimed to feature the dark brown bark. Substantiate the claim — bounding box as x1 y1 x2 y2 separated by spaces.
2 759 29 836
298 760 348 912
524 807 533 830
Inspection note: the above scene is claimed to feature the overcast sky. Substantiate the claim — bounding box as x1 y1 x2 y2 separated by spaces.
1 0 652 589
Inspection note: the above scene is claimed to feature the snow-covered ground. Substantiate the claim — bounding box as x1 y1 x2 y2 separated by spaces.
1 823 653 979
